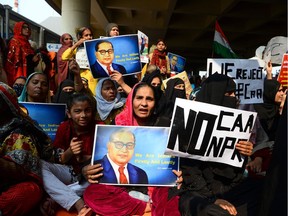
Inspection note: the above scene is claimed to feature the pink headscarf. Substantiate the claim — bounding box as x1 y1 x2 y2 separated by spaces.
115 84 139 126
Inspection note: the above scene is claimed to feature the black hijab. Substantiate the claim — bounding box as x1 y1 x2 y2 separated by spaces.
195 73 243 192
254 79 281 141
196 72 237 108
53 79 75 104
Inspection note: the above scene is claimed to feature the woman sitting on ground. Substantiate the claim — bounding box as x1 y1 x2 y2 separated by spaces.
0 82 53 216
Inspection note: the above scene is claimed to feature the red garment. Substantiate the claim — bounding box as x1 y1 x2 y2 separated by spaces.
53 119 95 174
151 187 180 216
5 21 35 86
57 33 73 85
115 84 139 126
85 83 180 215
47 51 57 93
150 49 167 69
0 181 42 216
84 184 146 216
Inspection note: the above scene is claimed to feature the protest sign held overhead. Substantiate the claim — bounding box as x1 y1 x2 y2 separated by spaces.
165 98 257 168
167 52 186 74
138 30 149 63
84 35 141 78
263 36 288 65
207 58 266 104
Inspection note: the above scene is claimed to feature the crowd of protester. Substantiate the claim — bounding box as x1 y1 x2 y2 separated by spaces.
0 21 286 216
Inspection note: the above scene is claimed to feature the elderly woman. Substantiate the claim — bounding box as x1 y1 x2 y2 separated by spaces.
0 82 53 216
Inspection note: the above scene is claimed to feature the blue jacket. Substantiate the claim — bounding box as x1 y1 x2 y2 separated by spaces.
97 155 148 185
90 61 127 78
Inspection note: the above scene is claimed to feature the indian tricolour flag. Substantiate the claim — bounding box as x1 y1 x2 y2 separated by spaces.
213 21 238 58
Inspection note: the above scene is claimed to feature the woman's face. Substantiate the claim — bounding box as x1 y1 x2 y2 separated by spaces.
275 85 285 103
82 29 93 40
174 83 185 91
21 23 30 37
62 34 73 46
26 74 49 102
133 86 155 119
151 77 161 87
101 80 117 102
109 27 119 37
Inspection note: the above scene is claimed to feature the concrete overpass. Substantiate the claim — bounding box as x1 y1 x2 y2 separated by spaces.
45 0 287 71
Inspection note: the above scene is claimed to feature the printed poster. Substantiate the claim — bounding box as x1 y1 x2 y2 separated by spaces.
91 125 179 186
84 35 142 78
19 102 66 141
138 30 149 63
167 52 186 73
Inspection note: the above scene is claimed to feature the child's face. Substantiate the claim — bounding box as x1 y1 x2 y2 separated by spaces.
156 41 166 52
67 100 93 128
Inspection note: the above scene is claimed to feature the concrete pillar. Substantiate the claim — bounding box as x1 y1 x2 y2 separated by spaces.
61 0 91 38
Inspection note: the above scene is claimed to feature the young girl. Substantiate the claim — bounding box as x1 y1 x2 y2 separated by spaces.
148 39 171 79
41 93 97 216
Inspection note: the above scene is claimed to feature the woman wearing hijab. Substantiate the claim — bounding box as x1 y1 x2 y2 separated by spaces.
52 79 75 104
5 21 40 86
0 82 53 216
95 78 126 124
105 23 119 37
178 73 258 216
141 65 166 116
18 72 51 103
57 33 73 86
83 82 182 215
247 79 285 178
254 79 284 141
162 77 186 119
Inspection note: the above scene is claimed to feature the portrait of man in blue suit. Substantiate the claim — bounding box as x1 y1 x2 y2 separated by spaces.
90 40 127 78
170 55 180 72
96 128 148 185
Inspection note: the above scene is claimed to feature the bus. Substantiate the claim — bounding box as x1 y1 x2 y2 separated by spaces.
0 3 60 47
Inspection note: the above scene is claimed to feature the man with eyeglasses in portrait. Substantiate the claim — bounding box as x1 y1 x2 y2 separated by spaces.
90 40 127 78
95 128 148 185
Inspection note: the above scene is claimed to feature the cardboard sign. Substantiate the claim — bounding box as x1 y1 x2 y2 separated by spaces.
91 125 179 186
207 58 266 104
75 47 89 69
162 71 192 98
165 98 257 168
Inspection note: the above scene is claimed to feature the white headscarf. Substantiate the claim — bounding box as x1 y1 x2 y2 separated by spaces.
95 78 126 120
